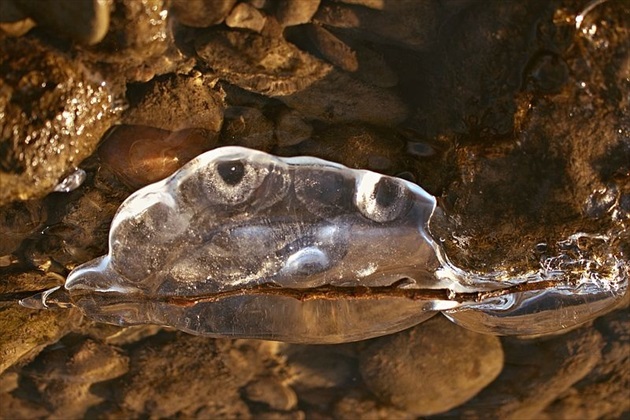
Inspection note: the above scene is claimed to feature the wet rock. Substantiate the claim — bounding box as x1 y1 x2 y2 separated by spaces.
524 53 569 94
225 2 267 33
171 0 237 28
0 1 627 418
195 28 332 96
124 75 225 133
314 0 439 50
281 343 357 408
99 124 219 189
0 18 37 37
280 69 408 124
333 391 413 420
116 334 263 417
82 0 183 82
275 109 312 147
352 43 398 88
244 377 298 411
0 301 79 374
0 0 111 44
53 168 87 193
276 0 321 27
37 187 121 265
295 124 407 173
0 391 48 418
306 24 358 72
335 0 384 9
447 325 605 419
222 106 275 151
15 338 129 418
0 271 61 297
196 27 407 124
428 1 629 274
0 200 45 258
0 36 121 206
541 309 630 419
0 371 18 394
359 315 504 415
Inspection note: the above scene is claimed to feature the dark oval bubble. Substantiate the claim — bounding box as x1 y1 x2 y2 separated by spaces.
374 177 402 208
294 169 356 218
355 175 413 223
216 159 245 186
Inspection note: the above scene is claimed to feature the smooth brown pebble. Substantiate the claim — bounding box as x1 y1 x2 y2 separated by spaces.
99 125 217 189
275 109 312 147
359 315 504 416
244 377 298 411
276 0 321 27
225 2 266 33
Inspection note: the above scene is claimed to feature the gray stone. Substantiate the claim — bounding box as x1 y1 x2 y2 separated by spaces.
244 377 298 411
359 315 504 415
541 309 630 419
82 0 183 82
221 106 275 151
195 29 332 96
276 0 320 27
22 338 129 419
449 325 605 419
171 0 237 27
225 2 266 33
118 335 262 417
0 301 80 374
280 69 408 124
0 200 46 257
334 391 414 420
306 24 358 72
1 0 110 45
275 109 312 147
314 0 439 50
123 75 225 133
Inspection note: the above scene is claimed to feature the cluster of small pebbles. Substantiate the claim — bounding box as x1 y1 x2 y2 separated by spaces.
0 0 628 418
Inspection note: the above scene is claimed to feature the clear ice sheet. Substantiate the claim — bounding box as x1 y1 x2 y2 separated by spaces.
20 147 628 343
59 146 449 342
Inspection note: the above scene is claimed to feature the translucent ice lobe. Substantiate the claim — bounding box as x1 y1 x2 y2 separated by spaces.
62 146 444 342
442 240 629 335
167 297 441 343
444 283 627 336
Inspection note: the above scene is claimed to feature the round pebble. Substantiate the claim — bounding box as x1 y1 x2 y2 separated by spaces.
225 3 266 33
359 315 504 415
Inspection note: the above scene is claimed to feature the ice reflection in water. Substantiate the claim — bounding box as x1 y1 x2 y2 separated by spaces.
20 147 628 343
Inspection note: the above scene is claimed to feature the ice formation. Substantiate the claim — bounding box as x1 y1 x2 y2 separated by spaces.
21 147 628 343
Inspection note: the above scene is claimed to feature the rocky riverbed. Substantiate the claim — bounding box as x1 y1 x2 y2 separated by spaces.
0 0 628 418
